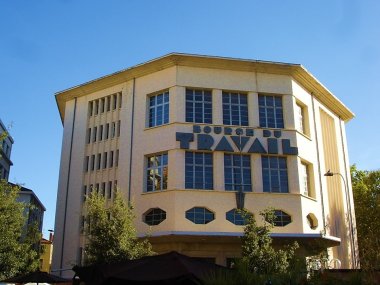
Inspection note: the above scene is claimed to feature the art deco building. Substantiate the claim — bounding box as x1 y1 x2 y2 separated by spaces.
52 53 357 276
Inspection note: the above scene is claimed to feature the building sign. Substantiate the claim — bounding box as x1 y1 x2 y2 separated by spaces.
176 125 298 155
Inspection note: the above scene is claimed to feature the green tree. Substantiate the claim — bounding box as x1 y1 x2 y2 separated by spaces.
241 209 299 275
84 191 154 265
0 180 40 279
351 165 380 270
0 132 40 279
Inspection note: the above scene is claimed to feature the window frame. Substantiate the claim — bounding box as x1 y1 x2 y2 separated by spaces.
273 210 292 227
224 153 252 192
185 88 212 124
146 153 168 192
222 91 249 126
148 90 170 127
185 207 215 224
143 208 167 226
226 209 249 225
185 151 213 190
258 94 284 129
261 156 289 193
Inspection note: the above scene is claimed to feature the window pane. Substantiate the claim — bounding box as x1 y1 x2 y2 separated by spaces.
185 152 213 190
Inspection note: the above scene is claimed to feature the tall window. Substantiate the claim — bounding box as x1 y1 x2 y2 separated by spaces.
92 126 97 142
86 128 91 144
111 122 116 138
261 156 288 193
222 92 248 126
118 93 122 108
91 155 95 171
103 152 107 169
149 91 169 127
88 102 93 116
185 152 213 190
113 94 117 110
105 123 109 139
101 98 105 113
259 95 284 128
185 89 212 123
295 103 305 133
109 151 114 168
96 153 101 170
99 125 103 141
94 100 99 115
146 153 168 192
301 162 309 196
224 154 252 191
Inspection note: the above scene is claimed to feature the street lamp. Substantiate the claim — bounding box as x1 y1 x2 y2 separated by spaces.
324 170 357 268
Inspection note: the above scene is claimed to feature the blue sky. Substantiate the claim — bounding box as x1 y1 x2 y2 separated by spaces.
1 0 379 238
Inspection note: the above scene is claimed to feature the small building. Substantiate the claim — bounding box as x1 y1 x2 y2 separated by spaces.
16 184 46 235
0 118 13 181
40 233 54 273
52 53 358 277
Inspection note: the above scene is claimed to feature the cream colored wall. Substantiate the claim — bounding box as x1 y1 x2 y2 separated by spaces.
54 64 357 274
130 67 325 238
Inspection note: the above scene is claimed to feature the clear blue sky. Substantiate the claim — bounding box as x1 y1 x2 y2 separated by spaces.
1 0 379 238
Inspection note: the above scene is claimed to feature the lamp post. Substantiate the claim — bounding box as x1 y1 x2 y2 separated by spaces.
324 170 357 268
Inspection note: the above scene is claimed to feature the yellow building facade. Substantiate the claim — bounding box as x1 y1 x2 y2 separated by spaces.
52 54 358 277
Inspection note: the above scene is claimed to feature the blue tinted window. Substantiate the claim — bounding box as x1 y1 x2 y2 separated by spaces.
226 209 250 225
185 152 213 190
186 207 214 224
261 156 288 193
186 89 212 123
273 210 291 226
144 208 166 226
224 154 252 191
258 95 284 128
222 92 248 126
149 91 169 127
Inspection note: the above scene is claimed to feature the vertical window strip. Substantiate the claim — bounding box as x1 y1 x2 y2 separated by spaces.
118 92 122 108
103 152 107 169
113 94 117 110
101 98 105 113
85 156 89 172
92 127 97 142
109 151 114 168
301 163 309 196
87 128 91 144
108 181 112 199
185 152 213 190
95 100 99 115
224 154 252 191
222 92 248 126
99 125 103 141
91 155 95 171
296 104 304 133
115 150 119 167
146 153 168 192
88 102 93 117
97 153 101 170
185 89 212 124
261 156 288 193
117 120 121 137
149 91 169 127
106 96 111 112
101 182 106 196
259 95 284 128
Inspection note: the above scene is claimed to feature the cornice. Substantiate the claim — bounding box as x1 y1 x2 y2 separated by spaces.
55 53 354 123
